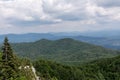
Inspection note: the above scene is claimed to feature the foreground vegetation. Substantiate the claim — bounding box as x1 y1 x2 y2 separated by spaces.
34 55 120 80
0 37 36 80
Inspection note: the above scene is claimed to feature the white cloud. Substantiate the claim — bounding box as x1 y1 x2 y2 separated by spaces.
0 0 120 34
86 1 120 21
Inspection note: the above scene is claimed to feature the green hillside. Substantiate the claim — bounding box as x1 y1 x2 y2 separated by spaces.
34 55 120 80
12 38 120 64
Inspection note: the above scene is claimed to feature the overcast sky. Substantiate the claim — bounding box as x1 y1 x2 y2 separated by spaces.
0 0 120 34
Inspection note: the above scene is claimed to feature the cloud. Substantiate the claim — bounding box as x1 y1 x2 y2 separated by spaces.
93 0 120 7
0 0 120 34
42 0 88 21
86 1 120 21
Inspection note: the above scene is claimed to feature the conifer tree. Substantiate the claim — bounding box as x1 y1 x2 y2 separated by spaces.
0 37 20 80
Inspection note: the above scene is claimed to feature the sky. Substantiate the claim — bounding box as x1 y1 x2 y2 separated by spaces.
0 0 120 34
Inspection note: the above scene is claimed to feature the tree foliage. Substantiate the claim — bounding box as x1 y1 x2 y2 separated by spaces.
34 55 120 80
0 37 20 80
0 37 36 80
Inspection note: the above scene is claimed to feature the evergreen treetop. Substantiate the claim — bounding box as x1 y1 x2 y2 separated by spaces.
0 37 20 80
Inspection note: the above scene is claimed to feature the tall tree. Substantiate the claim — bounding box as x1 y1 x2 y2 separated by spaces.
0 37 20 80
2 37 13 61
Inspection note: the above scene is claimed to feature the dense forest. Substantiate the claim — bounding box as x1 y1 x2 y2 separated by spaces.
12 38 119 64
34 55 120 80
0 38 120 80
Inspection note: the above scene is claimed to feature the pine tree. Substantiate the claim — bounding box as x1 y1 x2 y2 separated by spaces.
0 37 20 80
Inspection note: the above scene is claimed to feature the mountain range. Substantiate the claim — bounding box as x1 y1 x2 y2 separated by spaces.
10 38 120 64
1 37 120 80
0 32 120 49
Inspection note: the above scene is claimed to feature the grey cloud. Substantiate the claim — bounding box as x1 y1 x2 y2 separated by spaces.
7 18 57 27
94 0 120 7
42 0 87 21
56 13 87 21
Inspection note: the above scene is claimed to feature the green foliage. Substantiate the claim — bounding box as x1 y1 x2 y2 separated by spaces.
9 76 27 80
0 52 2 61
0 37 21 80
34 55 120 80
12 38 119 64
0 37 36 80
19 58 37 80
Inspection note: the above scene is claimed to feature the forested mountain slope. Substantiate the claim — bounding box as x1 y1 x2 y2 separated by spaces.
11 38 120 63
